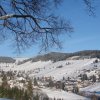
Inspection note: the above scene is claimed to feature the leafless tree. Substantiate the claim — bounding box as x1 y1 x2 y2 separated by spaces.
0 0 95 52
83 0 95 16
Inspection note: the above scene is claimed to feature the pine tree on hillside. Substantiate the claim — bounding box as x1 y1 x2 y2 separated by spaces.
27 79 33 100
2 74 10 89
92 75 96 82
81 74 88 81
33 94 39 100
98 74 100 82
34 77 38 86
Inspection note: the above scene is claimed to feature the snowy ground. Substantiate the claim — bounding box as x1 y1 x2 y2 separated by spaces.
0 57 100 99
80 82 100 92
41 88 90 100
0 99 13 100
0 58 99 80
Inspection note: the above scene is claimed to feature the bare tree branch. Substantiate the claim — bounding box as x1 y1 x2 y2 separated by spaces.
0 0 95 52
83 0 95 16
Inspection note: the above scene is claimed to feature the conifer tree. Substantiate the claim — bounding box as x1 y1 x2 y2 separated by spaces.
27 79 33 100
92 75 96 82
34 77 38 86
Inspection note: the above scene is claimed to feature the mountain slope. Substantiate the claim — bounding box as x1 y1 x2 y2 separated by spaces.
80 82 100 92
17 50 100 64
1 57 99 81
0 57 15 63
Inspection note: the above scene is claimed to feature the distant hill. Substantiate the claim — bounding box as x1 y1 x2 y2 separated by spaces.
72 50 100 58
1 50 100 64
32 52 71 62
31 50 100 62
0 57 16 63
18 50 99 64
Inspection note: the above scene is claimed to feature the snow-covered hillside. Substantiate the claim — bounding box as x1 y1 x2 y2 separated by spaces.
14 57 29 63
0 54 100 100
80 82 100 92
0 57 99 81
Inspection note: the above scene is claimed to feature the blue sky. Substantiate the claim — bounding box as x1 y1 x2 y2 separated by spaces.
0 0 100 57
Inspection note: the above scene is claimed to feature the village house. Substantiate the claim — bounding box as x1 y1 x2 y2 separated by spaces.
65 81 77 92
54 81 65 90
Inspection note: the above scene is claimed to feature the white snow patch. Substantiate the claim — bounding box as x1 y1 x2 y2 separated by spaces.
42 88 90 100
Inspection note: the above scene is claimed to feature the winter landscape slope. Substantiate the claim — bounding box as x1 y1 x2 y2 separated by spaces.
80 82 100 92
0 50 100 100
0 57 99 81
41 88 90 100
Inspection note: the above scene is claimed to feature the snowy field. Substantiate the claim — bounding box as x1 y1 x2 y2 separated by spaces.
0 58 99 80
0 57 100 100
80 82 100 92
41 88 90 100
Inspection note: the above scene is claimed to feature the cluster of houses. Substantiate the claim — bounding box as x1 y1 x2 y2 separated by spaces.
0 62 100 94
35 72 100 94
